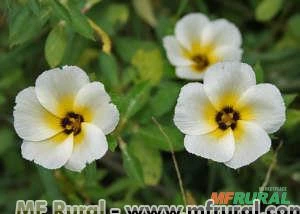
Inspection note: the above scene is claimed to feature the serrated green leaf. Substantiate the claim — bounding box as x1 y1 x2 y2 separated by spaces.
134 124 184 152
97 53 119 89
129 141 162 186
255 0 283 22
45 24 67 68
120 141 144 186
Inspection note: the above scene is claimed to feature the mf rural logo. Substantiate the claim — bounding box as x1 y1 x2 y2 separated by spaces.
211 187 290 205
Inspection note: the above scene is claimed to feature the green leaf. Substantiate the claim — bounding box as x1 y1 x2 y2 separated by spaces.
131 48 163 85
149 82 181 117
0 129 14 155
255 0 283 22
45 24 67 68
97 53 119 89
283 109 300 131
0 93 5 106
132 0 157 27
120 141 144 186
107 135 118 152
129 140 162 186
67 4 94 40
50 0 71 23
9 7 42 46
28 0 40 16
115 37 157 62
83 162 98 187
254 62 264 83
37 167 64 200
122 82 152 121
134 124 184 152
287 14 300 39
283 94 297 108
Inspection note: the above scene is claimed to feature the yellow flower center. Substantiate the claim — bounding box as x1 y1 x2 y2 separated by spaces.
215 107 240 130
61 112 84 135
184 43 218 73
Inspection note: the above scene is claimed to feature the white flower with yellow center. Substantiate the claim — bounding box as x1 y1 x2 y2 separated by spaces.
13 66 119 172
163 13 242 80
174 62 286 169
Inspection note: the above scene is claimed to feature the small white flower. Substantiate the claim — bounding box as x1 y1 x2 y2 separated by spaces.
163 13 242 80
13 66 119 172
174 62 286 169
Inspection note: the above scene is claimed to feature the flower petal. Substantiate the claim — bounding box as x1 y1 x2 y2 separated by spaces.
74 82 119 134
163 36 192 66
175 13 209 50
14 87 62 141
35 66 90 117
203 62 256 110
237 84 286 133
174 83 218 135
65 123 108 172
225 121 271 169
175 66 205 80
184 129 235 162
213 46 243 61
21 132 73 169
201 19 242 47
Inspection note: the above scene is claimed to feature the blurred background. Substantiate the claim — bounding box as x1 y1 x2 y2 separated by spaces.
0 0 299 212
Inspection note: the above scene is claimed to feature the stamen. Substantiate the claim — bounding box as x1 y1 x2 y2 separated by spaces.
61 112 84 135
191 54 209 71
215 106 240 131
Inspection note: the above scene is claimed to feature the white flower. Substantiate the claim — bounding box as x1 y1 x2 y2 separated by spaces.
174 62 285 169
163 13 242 80
13 66 119 172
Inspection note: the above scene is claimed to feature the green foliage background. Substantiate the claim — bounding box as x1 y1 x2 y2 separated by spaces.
0 0 300 212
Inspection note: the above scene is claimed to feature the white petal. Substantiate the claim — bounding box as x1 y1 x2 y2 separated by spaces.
175 13 209 50
13 87 62 141
35 66 90 117
175 66 205 80
225 121 271 169
65 123 108 172
237 84 286 133
74 82 119 135
201 19 242 47
203 62 256 109
214 46 243 61
184 129 235 162
163 36 192 66
174 83 218 135
21 133 73 169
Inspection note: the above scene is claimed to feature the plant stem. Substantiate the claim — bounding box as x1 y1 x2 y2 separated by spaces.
152 117 187 206
261 140 283 190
